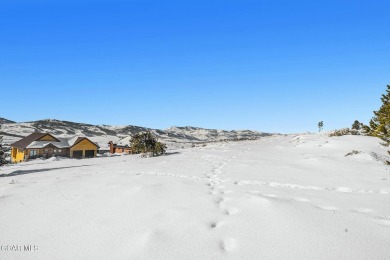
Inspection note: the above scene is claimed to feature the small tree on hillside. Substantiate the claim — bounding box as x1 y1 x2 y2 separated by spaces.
367 85 390 164
367 85 390 146
154 141 167 156
130 131 166 157
0 123 7 166
0 135 6 166
352 120 362 130
318 121 324 132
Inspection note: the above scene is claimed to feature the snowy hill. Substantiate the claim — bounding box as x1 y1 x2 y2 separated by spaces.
0 133 389 259
0 119 273 149
0 117 15 124
166 126 268 142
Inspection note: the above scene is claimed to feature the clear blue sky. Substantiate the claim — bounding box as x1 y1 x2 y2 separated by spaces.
1 0 389 133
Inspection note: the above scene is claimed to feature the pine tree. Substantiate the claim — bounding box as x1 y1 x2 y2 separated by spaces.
367 85 390 164
361 124 371 135
352 120 362 130
318 121 324 132
130 131 166 157
369 85 390 146
0 123 7 166
0 135 6 166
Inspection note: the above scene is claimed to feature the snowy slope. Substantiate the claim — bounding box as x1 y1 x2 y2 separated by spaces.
0 118 15 124
0 119 273 149
0 133 389 260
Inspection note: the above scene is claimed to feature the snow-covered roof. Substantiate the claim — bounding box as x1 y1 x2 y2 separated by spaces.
25 136 99 149
27 137 71 149
66 136 80 146
116 136 132 146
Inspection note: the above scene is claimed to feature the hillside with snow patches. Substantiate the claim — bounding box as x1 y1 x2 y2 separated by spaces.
0 133 389 259
0 119 273 149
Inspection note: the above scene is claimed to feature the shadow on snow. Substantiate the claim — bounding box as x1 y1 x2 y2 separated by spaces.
0 165 94 178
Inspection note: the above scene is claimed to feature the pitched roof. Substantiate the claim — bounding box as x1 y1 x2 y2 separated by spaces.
27 138 71 149
11 133 48 150
116 136 132 146
70 137 100 148
73 137 86 146
11 133 100 150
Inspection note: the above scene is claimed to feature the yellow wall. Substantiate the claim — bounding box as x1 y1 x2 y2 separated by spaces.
11 147 26 163
70 139 98 158
38 134 57 141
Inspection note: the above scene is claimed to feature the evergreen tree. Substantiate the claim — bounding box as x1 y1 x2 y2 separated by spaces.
130 131 166 157
368 85 390 146
361 124 371 135
352 120 362 130
367 85 390 164
318 121 324 132
0 135 6 166
0 123 7 166
154 142 167 156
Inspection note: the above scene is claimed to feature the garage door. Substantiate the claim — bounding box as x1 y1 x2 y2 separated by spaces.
85 150 95 158
73 150 83 159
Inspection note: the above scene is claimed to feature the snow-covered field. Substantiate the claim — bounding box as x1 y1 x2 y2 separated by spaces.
1 134 389 260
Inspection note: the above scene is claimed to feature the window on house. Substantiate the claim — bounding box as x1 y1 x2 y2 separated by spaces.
58 149 62 152
29 150 38 157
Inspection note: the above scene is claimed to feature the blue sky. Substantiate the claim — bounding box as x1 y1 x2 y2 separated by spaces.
0 0 389 133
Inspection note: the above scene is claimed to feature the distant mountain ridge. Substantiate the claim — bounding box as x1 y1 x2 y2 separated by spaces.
0 117 15 124
0 118 274 148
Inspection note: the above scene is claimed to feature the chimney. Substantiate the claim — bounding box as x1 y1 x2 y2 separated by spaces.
108 141 114 154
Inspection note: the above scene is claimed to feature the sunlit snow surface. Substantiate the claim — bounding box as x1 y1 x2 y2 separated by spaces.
1 134 389 260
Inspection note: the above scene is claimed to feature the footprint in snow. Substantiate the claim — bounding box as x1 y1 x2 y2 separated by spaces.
215 197 225 204
225 208 240 215
220 238 238 252
210 221 226 229
221 190 233 194
216 198 231 208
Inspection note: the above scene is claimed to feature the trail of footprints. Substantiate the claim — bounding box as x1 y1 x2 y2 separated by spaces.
134 165 389 229
203 155 239 253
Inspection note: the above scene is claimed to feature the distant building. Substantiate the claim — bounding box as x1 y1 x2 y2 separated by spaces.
108 136 132 154
10 133 100 163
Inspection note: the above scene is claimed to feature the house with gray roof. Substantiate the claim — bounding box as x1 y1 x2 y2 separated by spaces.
10 133 100 163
